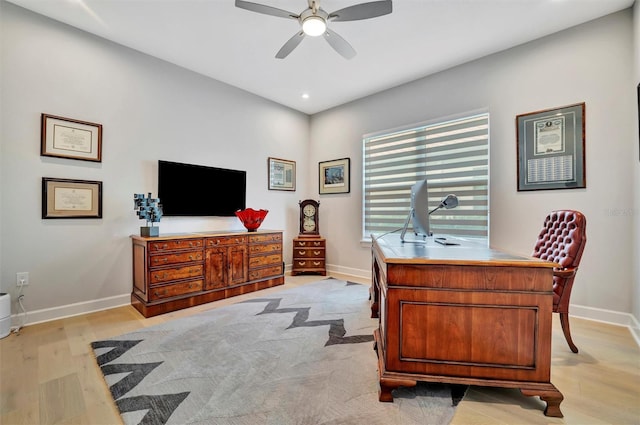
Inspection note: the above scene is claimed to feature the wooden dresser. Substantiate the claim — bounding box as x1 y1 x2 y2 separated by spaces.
131 230 283 317
291 237 326 275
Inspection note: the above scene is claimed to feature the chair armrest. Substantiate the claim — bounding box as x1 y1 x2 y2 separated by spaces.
553 268 577 279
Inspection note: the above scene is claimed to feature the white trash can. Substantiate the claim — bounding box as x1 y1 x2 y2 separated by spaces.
0 293 11 338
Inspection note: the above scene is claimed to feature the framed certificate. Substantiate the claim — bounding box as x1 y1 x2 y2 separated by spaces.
516 103 585 191
42 177 103 219
41 114 103 162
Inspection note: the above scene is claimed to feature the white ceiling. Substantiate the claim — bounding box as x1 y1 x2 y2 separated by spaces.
6 0 634 115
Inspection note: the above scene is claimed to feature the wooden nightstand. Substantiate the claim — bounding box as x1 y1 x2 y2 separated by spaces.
291 237 326 275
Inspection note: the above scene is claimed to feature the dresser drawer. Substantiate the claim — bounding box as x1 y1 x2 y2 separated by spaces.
149 279 203 300
149 239 203 252
150 265 204 284
249 253 282 268
293 249 325 259
294 239 325 248
248 265 283 280
250 243 282 254
206 236 247 247
249 233 282 243
150 251 203 267
293 259 325 269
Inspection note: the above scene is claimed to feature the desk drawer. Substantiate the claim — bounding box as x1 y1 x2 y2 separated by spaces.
293 259 325 269
249 265 283 280
250 243 282 254
150 265 204 284
249 254 282 268
149 239 203 252
149 279 203 300
294 239 325 248
150 251 203 267
206 236 247 247
249 233 282 243
294 249 325 258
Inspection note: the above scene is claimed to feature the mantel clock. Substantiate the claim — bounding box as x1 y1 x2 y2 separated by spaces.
298 199 320 237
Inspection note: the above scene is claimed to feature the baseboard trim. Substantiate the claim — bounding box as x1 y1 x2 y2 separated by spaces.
326 264 369 280
12 267 640 351
12 293 130 327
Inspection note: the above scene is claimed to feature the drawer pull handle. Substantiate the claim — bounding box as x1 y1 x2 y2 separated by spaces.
313 261 321 266
298 242 306 246
153 289 167 297
313 251 321 256
298 250 306 255
298 261 306 266
314 242 321 246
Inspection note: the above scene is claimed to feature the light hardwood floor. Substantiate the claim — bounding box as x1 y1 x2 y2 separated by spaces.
1 273 639 425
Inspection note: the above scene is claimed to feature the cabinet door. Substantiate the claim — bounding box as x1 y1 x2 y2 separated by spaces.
205 247 227 290
228 245 248 285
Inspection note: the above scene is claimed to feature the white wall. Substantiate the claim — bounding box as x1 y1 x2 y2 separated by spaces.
0 2 309 322
310 10 638 323
632 2 640 342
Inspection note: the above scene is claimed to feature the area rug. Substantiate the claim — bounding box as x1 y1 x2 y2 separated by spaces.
91 278 465 425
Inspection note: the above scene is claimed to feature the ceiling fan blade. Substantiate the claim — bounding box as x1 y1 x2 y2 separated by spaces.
235 0 297 19
323 28 356 60
276 31 305 59
329 0 392 22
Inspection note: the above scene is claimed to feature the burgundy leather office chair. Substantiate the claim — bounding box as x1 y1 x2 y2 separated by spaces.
532 210 587 353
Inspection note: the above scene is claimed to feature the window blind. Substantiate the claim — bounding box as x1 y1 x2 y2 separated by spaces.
363 113 489 240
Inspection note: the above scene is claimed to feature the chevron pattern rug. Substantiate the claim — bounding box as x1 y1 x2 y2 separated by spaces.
92 278 465 425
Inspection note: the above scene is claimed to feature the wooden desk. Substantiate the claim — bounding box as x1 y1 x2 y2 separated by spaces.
371 234 564 417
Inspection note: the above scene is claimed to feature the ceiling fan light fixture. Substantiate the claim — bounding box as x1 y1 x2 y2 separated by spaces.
302 15 326 36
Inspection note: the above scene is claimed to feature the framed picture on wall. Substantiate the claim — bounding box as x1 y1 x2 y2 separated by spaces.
319 158 350 194
268 157 296 191
41 114 103 162
42 177 103 219
516 103 585 191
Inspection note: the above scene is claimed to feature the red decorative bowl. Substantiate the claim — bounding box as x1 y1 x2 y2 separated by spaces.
235 208 268 232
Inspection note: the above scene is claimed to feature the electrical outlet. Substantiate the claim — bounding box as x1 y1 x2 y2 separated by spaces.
16 272 29 287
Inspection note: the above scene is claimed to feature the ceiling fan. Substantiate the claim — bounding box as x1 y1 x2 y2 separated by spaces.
235 0 393 59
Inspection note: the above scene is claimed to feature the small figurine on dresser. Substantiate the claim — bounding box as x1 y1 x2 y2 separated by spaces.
134 193 162 237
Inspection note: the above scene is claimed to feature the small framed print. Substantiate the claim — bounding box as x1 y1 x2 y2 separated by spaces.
41 114 103 162
319 157 350 194
42 177 103 219
268 157 296 191
516 103 585 191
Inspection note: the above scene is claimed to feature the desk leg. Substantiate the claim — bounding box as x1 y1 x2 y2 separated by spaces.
369 282 379 318
521 386 564 418
373 329 417 402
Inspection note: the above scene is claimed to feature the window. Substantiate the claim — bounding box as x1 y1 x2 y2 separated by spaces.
363 113 489 241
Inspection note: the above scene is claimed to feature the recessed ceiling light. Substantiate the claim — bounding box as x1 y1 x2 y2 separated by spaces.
302 93 310 99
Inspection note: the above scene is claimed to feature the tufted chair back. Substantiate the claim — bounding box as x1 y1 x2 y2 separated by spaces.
532 210 587 353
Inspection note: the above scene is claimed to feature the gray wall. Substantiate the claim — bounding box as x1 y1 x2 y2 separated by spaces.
0 2 309 322
310 10 638 330
1 2 638 336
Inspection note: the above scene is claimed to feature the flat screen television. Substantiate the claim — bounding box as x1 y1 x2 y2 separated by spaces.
158 160 246 217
